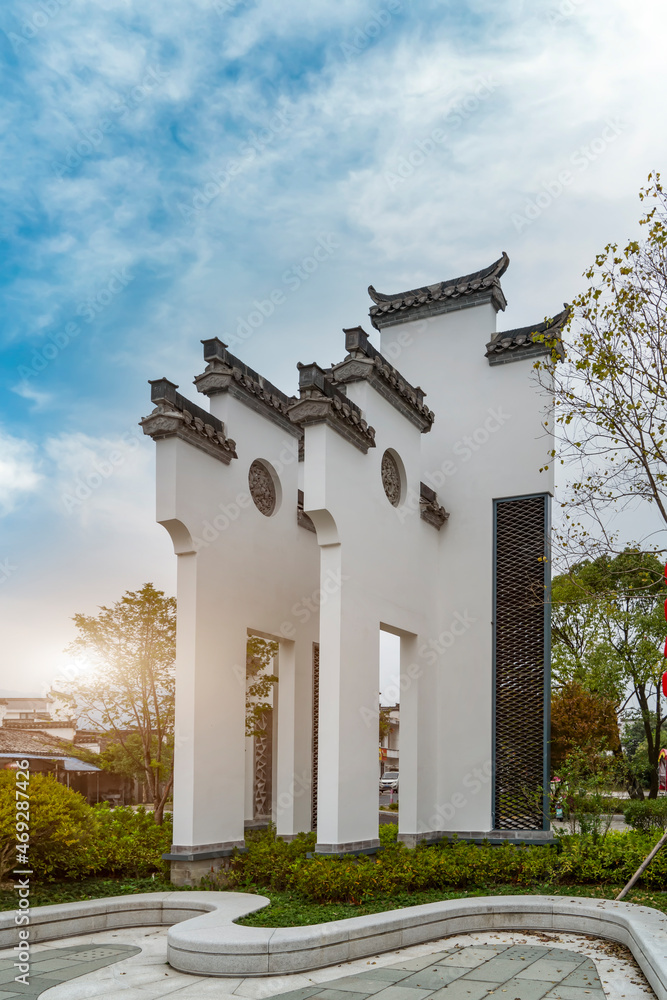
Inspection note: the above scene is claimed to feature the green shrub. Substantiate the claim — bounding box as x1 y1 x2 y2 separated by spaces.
221 828 667 903
0 772 93 881
623 799 667 832
379 823 398 846
226 825 316 891
0 774 172 882
89 805 172 877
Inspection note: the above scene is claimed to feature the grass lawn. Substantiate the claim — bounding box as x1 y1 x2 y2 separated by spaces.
1 878 666 926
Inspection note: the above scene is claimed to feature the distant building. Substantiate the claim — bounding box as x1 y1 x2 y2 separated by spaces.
0 698 147 805
380 704 399 773
0 696 77 741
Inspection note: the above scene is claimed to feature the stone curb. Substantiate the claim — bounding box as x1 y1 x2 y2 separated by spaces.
0 893 665 996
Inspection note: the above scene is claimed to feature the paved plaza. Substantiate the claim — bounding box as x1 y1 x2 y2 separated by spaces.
0 926 655 1000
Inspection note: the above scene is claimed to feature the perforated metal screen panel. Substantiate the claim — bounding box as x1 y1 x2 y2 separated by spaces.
312 643 320 831
493 495 549 831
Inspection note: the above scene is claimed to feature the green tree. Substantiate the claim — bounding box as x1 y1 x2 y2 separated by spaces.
551 682 620 770
53 584 176 824
551 550 666 796
535 172 667 556
245 635 278 738
379 706 391 743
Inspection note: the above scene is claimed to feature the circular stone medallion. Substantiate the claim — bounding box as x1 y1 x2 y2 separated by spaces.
249 460 276 516
381 450 402 507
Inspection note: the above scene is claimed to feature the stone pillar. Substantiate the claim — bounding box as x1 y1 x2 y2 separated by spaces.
397 632 437 847
274 639 296 837
315 546 381 854
168 551 247 886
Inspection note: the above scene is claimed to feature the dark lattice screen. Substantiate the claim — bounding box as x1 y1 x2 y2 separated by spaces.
494 495 548 831
253 709 273 821
311 643 320 831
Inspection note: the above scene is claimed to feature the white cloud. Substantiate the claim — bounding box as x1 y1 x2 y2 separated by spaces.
43 429 154 528
0 430 42 515
11 382 53 411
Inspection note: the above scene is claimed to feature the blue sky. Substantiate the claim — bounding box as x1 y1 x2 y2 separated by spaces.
1 0 666 695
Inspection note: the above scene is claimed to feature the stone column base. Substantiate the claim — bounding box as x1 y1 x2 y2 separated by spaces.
164 841 246 887
314 838 381 856
398 829 555 848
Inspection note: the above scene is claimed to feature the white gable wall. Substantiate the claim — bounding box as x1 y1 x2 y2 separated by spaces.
380 301 554 836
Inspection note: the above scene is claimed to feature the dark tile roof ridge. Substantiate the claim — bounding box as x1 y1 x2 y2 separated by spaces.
368 252 509 307
334 327 435 428
493 304 570 341
486 304 570 361
198 338 297 418
2 719 77 728
0 729 74 755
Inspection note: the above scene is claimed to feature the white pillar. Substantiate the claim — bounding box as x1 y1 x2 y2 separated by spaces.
171 551 247 873
315 546 380 853
397 632 438 846
274 638 297 837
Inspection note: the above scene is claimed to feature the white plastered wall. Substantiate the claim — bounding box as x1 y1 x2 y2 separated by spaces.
380 302 554 835
155 392 319 853
301 382 441 850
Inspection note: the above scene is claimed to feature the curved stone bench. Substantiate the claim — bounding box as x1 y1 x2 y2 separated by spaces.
0 892 665 998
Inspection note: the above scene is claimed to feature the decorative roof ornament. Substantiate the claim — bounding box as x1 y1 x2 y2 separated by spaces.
288 362 376 453
194 338 300 436
332 326 435 432
140 378 237 464
368 253 510 330
485 304 570 366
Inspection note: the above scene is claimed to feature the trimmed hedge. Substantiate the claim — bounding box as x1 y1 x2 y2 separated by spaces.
225 827 667 903
623 798 667 832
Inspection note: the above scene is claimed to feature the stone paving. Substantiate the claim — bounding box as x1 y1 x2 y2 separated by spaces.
0 928 655 999
273 943 606 1000
0 944 140 998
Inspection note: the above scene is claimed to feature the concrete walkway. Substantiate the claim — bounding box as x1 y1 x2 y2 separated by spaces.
0 927 654 1000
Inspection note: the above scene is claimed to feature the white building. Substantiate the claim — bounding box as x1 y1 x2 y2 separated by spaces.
142 253 566 884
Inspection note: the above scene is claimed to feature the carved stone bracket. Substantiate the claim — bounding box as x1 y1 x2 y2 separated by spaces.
420 481 450 530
